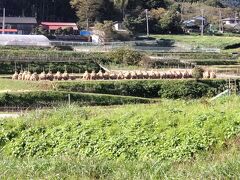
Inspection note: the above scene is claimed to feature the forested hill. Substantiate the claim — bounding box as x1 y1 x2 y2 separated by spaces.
0 0 76 21
0 0 239 22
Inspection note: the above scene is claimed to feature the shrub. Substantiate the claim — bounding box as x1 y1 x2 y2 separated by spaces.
1 96 240 162
192 67 204 80
0 91 153 107
55 79 229 99
108 48 143 66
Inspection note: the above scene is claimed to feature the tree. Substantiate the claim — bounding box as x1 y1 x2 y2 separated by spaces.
144 0 173 9
94 21 115 41
192 67 204 80
205 0 224 7
220 0 240 8
113 0 129 20
159 4 183 34
70 0 104 28
55 28 63 35
32 25 48 36
109 48 143 65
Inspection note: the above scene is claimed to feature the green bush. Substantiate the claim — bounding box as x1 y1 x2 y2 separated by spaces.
152 52 233 60
0 91 153 107
192 67 204 80
0 62 100 74
108 48 143 66
55 79 229 99
191 60 239 66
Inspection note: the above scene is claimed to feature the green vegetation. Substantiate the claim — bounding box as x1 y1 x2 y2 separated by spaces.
108 48 144 66
55 79 229 98
192 67 204 80
151 35 240 49
0 48 145 74
0 61 100 75
0 49 107 62
0 78 232 110
153 52 233 60
0 91 153 107
0 79 51 91
188 60 239 66
0 146 240 179
0 96 240 178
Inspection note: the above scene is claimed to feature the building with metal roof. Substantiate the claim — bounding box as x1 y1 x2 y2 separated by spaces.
40 22 78 32
0 17 37 34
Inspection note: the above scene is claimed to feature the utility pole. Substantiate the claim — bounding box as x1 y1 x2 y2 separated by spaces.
87 18 89 30
145 9 149 37
201 9 204 36
2 8 5 35
235 11 238 24
86 5 90 30
180 2 184 22
219 9 223 33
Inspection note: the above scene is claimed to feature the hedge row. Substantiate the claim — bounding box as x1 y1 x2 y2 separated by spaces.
55 79 230 99
187 60 239 66
0 62 100 74
0 91 153 107
0 50 109 64
153 52 233 60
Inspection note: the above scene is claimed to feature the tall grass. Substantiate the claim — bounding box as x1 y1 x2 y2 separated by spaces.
0 147 239 179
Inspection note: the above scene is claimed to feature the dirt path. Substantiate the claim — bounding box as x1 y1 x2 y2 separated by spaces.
0 114 20 119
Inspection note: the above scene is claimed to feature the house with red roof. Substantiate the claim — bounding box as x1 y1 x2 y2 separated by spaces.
40 22 79 34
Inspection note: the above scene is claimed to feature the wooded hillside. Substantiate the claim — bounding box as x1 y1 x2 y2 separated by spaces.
0 0 240 33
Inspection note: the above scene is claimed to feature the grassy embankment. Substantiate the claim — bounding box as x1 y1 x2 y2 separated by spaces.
0 96 240 179
152 34 240 50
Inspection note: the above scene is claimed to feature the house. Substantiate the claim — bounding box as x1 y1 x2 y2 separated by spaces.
0 17 37 34
113 22 127 32
222 17 240 33
40 22 78 34
183 16 208 32
222 17 240 26
91 30 105 44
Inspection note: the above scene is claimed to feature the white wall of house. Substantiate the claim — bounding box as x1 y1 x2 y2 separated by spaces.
91 34 101 44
